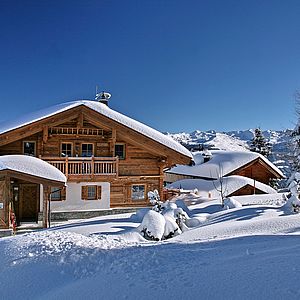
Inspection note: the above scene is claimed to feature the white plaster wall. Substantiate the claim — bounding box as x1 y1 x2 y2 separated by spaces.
40 182 110 212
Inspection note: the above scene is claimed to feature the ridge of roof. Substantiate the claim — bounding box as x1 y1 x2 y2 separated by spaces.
0 100 192 159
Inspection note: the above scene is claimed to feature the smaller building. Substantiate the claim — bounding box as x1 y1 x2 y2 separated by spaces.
0 155 66 230
164 150 284 198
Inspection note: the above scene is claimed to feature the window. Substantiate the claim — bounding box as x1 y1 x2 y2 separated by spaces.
50 187 66 201
115 144 125 159
61 143 73 157
23 141 36 156
81 185 101 200
81 143 93 157
131 185 145 200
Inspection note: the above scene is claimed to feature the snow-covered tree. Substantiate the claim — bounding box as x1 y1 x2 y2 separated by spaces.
211 164 228 207
285 91 300 205
290 120 300 172
250 128 271 158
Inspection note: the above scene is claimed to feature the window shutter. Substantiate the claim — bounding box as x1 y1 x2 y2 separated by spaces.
97 186 102 200
81 186 88 200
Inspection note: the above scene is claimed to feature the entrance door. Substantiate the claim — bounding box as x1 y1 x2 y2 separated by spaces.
19 184 39 222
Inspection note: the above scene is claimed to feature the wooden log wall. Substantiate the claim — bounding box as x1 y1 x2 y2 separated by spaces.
233 161 273 185
0 116 168 208
0 178 10 229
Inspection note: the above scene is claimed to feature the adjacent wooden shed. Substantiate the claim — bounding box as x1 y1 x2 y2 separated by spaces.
0 155 66 229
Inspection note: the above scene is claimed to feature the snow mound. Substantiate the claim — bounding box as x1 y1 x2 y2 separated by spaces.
223 197 242 209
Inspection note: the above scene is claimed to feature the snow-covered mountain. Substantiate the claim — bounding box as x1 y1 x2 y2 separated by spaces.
166 129 293 177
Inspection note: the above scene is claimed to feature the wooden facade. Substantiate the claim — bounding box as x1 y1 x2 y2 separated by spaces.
0 103 191 222
228 158 280 185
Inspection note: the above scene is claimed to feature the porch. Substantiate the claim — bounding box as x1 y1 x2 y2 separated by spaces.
42 156 119 179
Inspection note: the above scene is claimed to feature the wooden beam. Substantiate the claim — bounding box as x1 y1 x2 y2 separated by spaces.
43 126 48 143
42 185 50 228
110 128 116 155
77 113 84 128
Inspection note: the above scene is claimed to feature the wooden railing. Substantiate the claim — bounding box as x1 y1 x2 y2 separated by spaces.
42 156 119 177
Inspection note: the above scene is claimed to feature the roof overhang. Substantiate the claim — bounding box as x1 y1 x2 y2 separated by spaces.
0 169 65 187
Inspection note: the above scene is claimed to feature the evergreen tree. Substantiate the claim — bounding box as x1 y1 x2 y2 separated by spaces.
250 128 271 158
289 91 300 172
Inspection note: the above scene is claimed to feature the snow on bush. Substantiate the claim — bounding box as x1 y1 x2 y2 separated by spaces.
284 173 300 214
138 210 166 241
223 197 242 210
282 194 300 214
164 215 181 239
137 190 208 241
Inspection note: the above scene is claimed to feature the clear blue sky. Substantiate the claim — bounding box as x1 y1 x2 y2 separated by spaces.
0 0 299 133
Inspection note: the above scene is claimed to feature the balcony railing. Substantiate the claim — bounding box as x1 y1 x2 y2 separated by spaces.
42 156 119 178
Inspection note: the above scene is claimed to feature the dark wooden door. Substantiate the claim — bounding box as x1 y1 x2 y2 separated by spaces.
19 184 39 222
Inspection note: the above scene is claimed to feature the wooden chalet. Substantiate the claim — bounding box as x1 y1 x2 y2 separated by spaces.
164 150 284 197
0 96 192 225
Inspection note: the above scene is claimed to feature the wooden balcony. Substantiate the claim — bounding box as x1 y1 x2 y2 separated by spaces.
42 156 119 179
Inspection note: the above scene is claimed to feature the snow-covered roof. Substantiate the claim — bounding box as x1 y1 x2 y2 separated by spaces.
0 155 66 183
0 100 192 159
167 150 283 178
167 175 277 198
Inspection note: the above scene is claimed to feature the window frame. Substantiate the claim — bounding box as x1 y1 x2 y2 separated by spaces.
23 141 36 157
61 142 73 157
50 187 66 202
81 185 101 201
115 143 126 160
131 184 146 201
81 143 94 157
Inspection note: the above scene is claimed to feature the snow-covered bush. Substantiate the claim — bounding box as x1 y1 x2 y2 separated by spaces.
139 210 166 241
148 190 164 212
223 197 242 210
282 194 300 214
164 215 182 239
137 190 210 241
284 172 300 214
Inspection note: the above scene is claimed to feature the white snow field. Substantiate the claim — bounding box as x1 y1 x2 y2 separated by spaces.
1 198 300 300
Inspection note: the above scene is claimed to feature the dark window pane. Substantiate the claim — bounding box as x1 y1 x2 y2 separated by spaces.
23 142 35 156
87 186 97 200
82 144 93 157
115 144 125 159
61 143 72 157
51 187 61 201
132 185 145 200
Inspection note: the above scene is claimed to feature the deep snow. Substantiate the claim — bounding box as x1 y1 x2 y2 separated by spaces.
1 197 300 299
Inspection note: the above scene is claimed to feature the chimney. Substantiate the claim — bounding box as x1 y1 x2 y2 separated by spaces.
95 91 111 106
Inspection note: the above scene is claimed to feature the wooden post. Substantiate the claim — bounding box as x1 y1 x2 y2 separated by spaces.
65 156 69 178
43 126 48 143
91 156 95 179
42 185 50 228
115 157 119 178
111 129 116 156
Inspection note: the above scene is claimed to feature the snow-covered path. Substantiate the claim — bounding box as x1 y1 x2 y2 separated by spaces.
1 201 300 299
1 232 300 299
